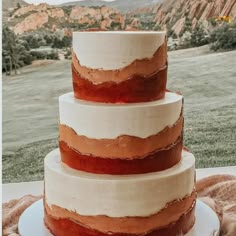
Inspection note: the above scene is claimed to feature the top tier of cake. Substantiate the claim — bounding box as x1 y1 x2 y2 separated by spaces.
72 31 167 103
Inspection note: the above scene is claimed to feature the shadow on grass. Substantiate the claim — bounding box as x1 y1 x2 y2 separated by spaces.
2 139 58 183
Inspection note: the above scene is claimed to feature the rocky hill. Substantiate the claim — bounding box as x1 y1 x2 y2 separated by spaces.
129 0 236 35
156 0 236 35
3 0 236 36
2 0 27 10
61 0 160 12
5 3 125 35
2 0 27 22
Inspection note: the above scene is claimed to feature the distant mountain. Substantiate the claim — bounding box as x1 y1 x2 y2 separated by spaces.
2 0 27 10
61 0 160 12
4 0 236 36
2 0 28 23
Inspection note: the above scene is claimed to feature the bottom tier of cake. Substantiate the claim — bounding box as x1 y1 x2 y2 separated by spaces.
44 149 196 236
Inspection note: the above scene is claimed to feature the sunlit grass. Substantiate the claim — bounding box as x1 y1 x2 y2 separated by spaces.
2 47 236 183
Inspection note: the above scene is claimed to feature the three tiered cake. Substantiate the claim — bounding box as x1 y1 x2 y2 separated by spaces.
44 31 196 236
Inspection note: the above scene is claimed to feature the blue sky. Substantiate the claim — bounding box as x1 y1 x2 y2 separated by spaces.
25 0 115 5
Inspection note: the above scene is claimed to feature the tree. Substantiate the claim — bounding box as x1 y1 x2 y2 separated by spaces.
17 40 33 66
52 35 72 49
17 3 21 9
28 35 41 48
62 36 72 48
184 17 192 33
2 26 18 75
2 26 32 75
44 34 54 45
20 33 46 48
52 36 64 48
190 24 209 47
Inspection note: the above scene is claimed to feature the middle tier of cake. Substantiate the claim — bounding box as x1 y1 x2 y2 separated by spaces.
59 91 183 174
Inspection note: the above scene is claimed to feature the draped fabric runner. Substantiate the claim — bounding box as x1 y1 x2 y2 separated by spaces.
2 175 236 236
2 195 42 236
196 175 236 236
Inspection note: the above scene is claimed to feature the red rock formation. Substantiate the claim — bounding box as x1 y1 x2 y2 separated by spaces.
230 2 236 19
192 17 198 29
195 1 208 19
172 17 186 36
11 3 64 34
63 28 73 37
70 6 97 20
69 5 124 30
220 0 236 16
163 13 171 24
150 0 236 36
154 9 164 24
100 18 112 29
12 3 49 18
199 2 214 21
130 18 140 28
189 2 201 19
78 16 96 25
14 12 49 35
100 5 120 17
47 8 64 18
7 0 236 36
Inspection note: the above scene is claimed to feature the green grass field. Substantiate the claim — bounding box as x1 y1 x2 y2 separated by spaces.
2 46 236 183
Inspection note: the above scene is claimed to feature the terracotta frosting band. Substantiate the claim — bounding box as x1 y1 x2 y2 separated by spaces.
71 40 167 84
59 114 183 158
58 92 183 139
59 135 183 175
44 200 196 236
44 192 196 234
72 64 167 103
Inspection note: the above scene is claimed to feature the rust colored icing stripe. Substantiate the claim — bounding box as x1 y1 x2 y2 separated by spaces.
59 135 183 175
44 200 196 236
72 64 167 103
71 41 167 84
44 192 196 234
59 115 183 159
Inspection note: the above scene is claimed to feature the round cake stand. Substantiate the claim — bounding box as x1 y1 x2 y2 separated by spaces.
19 199 220 236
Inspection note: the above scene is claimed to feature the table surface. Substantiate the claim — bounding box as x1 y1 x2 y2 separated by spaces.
3 166 236 203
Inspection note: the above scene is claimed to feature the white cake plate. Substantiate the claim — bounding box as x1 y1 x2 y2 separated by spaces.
19 199 220 236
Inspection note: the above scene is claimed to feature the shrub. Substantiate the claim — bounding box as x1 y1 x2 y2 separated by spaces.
209 23 236 51
190 24 209 47
208 18 217 27
110 22 122 30
178 31 192 49
138 21 156 30
63 6 72 16
20 33 45 49
64 49 71 59
30 51 47 60
47 51 59 60
52 35 72 49
44 34 55 45
30 50 59 60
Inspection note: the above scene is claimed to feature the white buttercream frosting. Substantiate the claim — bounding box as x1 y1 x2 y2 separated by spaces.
45 149 195 217
59 92 183 139
73 31 166 70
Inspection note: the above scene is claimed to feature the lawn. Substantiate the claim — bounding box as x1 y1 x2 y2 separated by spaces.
2 46 236 183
